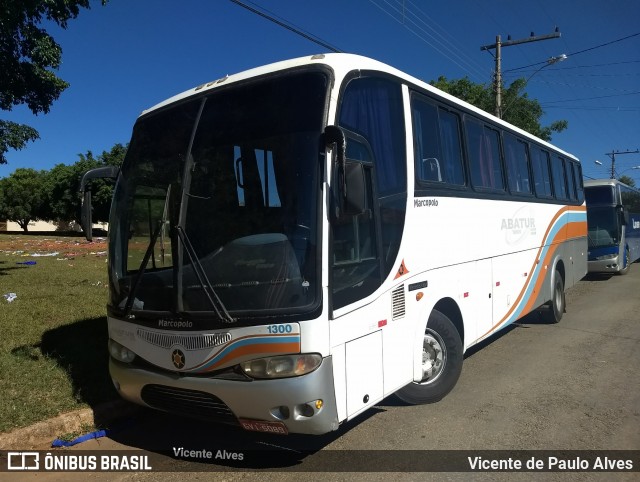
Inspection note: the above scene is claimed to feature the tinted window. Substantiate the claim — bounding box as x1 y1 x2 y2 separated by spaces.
439 110 465 185
335 76 408 309
531 146 553 198
573 163 584 203
551 155 568 200
504 134 532 194
339 77 406 196
466 118 504 191
621 187 640 212
585 185 615 205
412 95 464 185
565 160 577 201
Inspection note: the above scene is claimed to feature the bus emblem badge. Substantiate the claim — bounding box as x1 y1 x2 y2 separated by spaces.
172 349 185 369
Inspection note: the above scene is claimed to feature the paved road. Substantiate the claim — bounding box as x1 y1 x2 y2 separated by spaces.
7 266 640 481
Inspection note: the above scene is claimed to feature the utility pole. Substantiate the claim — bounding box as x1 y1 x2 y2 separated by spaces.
605 149 640 179
481 29 561 119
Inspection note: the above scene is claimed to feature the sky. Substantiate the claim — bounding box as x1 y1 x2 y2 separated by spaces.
1 0 639 184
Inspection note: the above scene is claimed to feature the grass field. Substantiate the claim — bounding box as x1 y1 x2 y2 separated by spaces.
0 233 119 433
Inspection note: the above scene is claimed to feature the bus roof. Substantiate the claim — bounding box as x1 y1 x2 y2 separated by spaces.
140 53 579 162
585 179 639 191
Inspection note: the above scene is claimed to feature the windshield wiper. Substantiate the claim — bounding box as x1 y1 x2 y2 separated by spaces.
175 225 235 324
123 220 164 319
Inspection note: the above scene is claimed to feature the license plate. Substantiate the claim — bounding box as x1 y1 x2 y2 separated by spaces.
239 419 289 435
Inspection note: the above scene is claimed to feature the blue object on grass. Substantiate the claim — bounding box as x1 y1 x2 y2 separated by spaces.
16 261 36 265
52 429 110 447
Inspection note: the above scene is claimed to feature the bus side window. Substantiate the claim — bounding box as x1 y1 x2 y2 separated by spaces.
531 146 553 198
338 76 407 289
438 108 465 185
412 98 442 182
466 118 504 191
551 154 568 200
565 159 577 201
504 134 532 194
411 94 465 186
573 163 584 203
331 162 380 309
338 77 406 196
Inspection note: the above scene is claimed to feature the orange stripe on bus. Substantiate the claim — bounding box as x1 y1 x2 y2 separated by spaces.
477 205 585 340
200 342 301 372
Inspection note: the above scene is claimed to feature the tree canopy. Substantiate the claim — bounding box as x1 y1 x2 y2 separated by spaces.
618 175 636 188
0 143 125 231
430 76 568 142
0 168 46 231
0 0 105 164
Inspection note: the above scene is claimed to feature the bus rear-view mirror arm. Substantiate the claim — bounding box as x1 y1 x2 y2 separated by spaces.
323 125 366 218
617 204 629 226
79 165 120 241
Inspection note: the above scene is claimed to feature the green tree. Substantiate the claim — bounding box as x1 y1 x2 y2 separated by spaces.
42 143 125 224
0 0 106 164
618 175 636 188
0 168 47 231
430 76 567 142
90 143 126 221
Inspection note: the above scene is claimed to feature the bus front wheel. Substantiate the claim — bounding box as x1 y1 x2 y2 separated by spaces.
395 310 463 405
618 247 631 275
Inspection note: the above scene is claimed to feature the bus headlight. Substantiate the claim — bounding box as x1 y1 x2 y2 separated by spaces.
108 339 136 363
595 253 616 260
240 354 322 379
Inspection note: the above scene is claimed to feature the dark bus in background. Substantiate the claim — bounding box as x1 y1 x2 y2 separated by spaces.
585 179 640 274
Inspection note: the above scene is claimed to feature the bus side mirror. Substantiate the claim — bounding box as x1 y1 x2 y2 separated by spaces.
619 205 629 226
79 165 119 241
343 161 366 216
323 125 366 218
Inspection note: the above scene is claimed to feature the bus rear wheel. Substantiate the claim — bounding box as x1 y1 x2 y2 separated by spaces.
395 310 463 405
545 269 565 323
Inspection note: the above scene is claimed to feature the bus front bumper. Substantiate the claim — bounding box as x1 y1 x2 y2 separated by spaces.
109 355 340 435
587 255 621 273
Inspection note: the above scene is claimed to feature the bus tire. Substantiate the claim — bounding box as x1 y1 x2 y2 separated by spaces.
395 310 463 405
546 269 565 323
618 247 631 275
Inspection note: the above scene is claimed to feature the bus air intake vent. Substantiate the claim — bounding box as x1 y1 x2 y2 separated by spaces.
140 384 238 424
137 328 231 351
392 284 405 320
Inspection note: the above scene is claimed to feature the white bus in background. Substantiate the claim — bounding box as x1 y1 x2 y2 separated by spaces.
585 179 640 274
82 53 587 435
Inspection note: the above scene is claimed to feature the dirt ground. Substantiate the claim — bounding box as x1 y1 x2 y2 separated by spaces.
0 234 108 258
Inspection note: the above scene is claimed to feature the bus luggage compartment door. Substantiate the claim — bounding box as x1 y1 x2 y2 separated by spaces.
345 331 383 418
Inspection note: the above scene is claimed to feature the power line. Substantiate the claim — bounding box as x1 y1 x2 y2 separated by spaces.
504 31 640 73
369 0 489 81
543 106 640 111
229 0 342 53
401 0 489 79
569 32 640 57
541 91 640 105
551 60 640 70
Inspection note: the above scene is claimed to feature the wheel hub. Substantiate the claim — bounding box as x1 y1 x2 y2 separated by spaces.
421 332 445 383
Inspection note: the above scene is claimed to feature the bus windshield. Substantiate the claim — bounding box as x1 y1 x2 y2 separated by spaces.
108 71 328 321
587 205 619 249
585 185 615 205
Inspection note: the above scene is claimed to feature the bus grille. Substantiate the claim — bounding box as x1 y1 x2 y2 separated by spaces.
137 329 232 351
140 384 238 424
392 284 406 320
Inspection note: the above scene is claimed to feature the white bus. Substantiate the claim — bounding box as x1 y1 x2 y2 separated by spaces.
83 54 587 435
